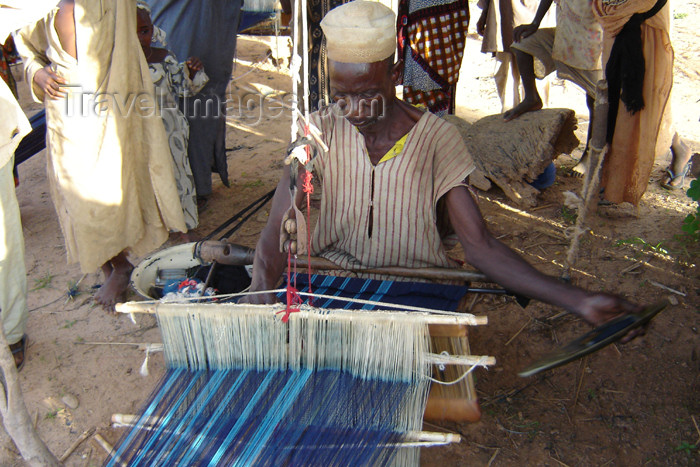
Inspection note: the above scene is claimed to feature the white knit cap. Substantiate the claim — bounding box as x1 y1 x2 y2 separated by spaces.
321 1 396 64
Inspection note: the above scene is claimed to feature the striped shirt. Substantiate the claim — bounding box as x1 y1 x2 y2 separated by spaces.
309 107 475 272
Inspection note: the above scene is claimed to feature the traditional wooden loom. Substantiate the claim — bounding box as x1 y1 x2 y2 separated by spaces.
103 0 499 462
111 295 493 465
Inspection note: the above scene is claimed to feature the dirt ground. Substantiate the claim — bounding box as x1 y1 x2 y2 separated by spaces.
2 3 699 465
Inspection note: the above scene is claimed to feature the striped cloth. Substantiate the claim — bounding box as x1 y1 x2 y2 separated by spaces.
309 108 475 275
279 273 469 311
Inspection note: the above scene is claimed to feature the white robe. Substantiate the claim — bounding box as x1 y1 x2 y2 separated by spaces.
15 0 186 273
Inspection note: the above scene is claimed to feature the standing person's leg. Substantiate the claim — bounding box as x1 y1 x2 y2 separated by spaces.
0 159 28 369
553 63 601 177
503 48 542 120
571 93 596 176
504 28 557 121
94 251 133 310
661 132 692 189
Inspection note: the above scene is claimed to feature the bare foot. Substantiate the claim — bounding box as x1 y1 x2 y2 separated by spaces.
101 261 113 282
503 96 543 122
95 253 133 311
661 134 692 189
570 149 589 178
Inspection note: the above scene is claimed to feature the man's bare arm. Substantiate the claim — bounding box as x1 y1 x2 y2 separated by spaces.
445 186 641 328
243 165 306 304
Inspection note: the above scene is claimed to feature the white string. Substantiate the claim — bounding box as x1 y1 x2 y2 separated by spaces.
124 288 482 317
139 349 150 377
289 0 301 141
300 0 310 121
427 356 489 386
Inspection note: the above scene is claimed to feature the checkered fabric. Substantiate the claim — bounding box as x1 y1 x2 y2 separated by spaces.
398 0 470 114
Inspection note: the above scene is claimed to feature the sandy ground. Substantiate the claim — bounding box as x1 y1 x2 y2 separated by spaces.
2 3 699 465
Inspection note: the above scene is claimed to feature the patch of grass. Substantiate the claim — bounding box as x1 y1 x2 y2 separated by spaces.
673 12 688 19
31 273 54 291
674 441 697 456
614 237 669 255
44 410 58 420
63 320 77 329
560 206 577 224
587 388 597 401
244 179 264 188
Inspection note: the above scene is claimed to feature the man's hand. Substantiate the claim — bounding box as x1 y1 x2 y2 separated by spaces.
575 293 644 343
185 57 203 79
512 22 539 43
33 65 66 100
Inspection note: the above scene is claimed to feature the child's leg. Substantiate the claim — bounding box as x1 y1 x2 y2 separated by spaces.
503 48 543 121
572 94 596 176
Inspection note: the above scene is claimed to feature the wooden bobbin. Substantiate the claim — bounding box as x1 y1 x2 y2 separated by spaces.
283 239 298 255
284 218 297 235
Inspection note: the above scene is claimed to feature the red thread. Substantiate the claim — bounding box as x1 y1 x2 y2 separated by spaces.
279 249 302 323
302 126 314 305
282 125 316 315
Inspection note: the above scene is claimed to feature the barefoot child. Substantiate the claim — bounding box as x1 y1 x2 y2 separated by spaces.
504 0 603 177
137 2 208 230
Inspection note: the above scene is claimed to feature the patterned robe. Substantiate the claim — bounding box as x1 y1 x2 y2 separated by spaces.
149 53 208 229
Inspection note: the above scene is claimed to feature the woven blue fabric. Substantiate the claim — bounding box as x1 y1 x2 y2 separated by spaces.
279 273 468 311
108 369 413 466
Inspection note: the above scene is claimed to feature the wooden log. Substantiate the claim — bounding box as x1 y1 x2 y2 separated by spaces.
194 240 489 283
445 109 578 208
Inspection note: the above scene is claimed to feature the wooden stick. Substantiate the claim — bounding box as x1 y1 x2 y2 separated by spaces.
649 281 686 297
194 241 489 283
83 447 92 467
59 427 95 462
486 448 500 467
426 354 496 366
572 357 587 411
116 300 488 325
530 203 555 212
505 318 532 346
110 414 460 445
73 341 163 352
691 415 700 444
92 434 125 467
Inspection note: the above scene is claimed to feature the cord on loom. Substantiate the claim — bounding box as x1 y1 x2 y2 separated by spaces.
126 289 488 320
427 356 490 386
